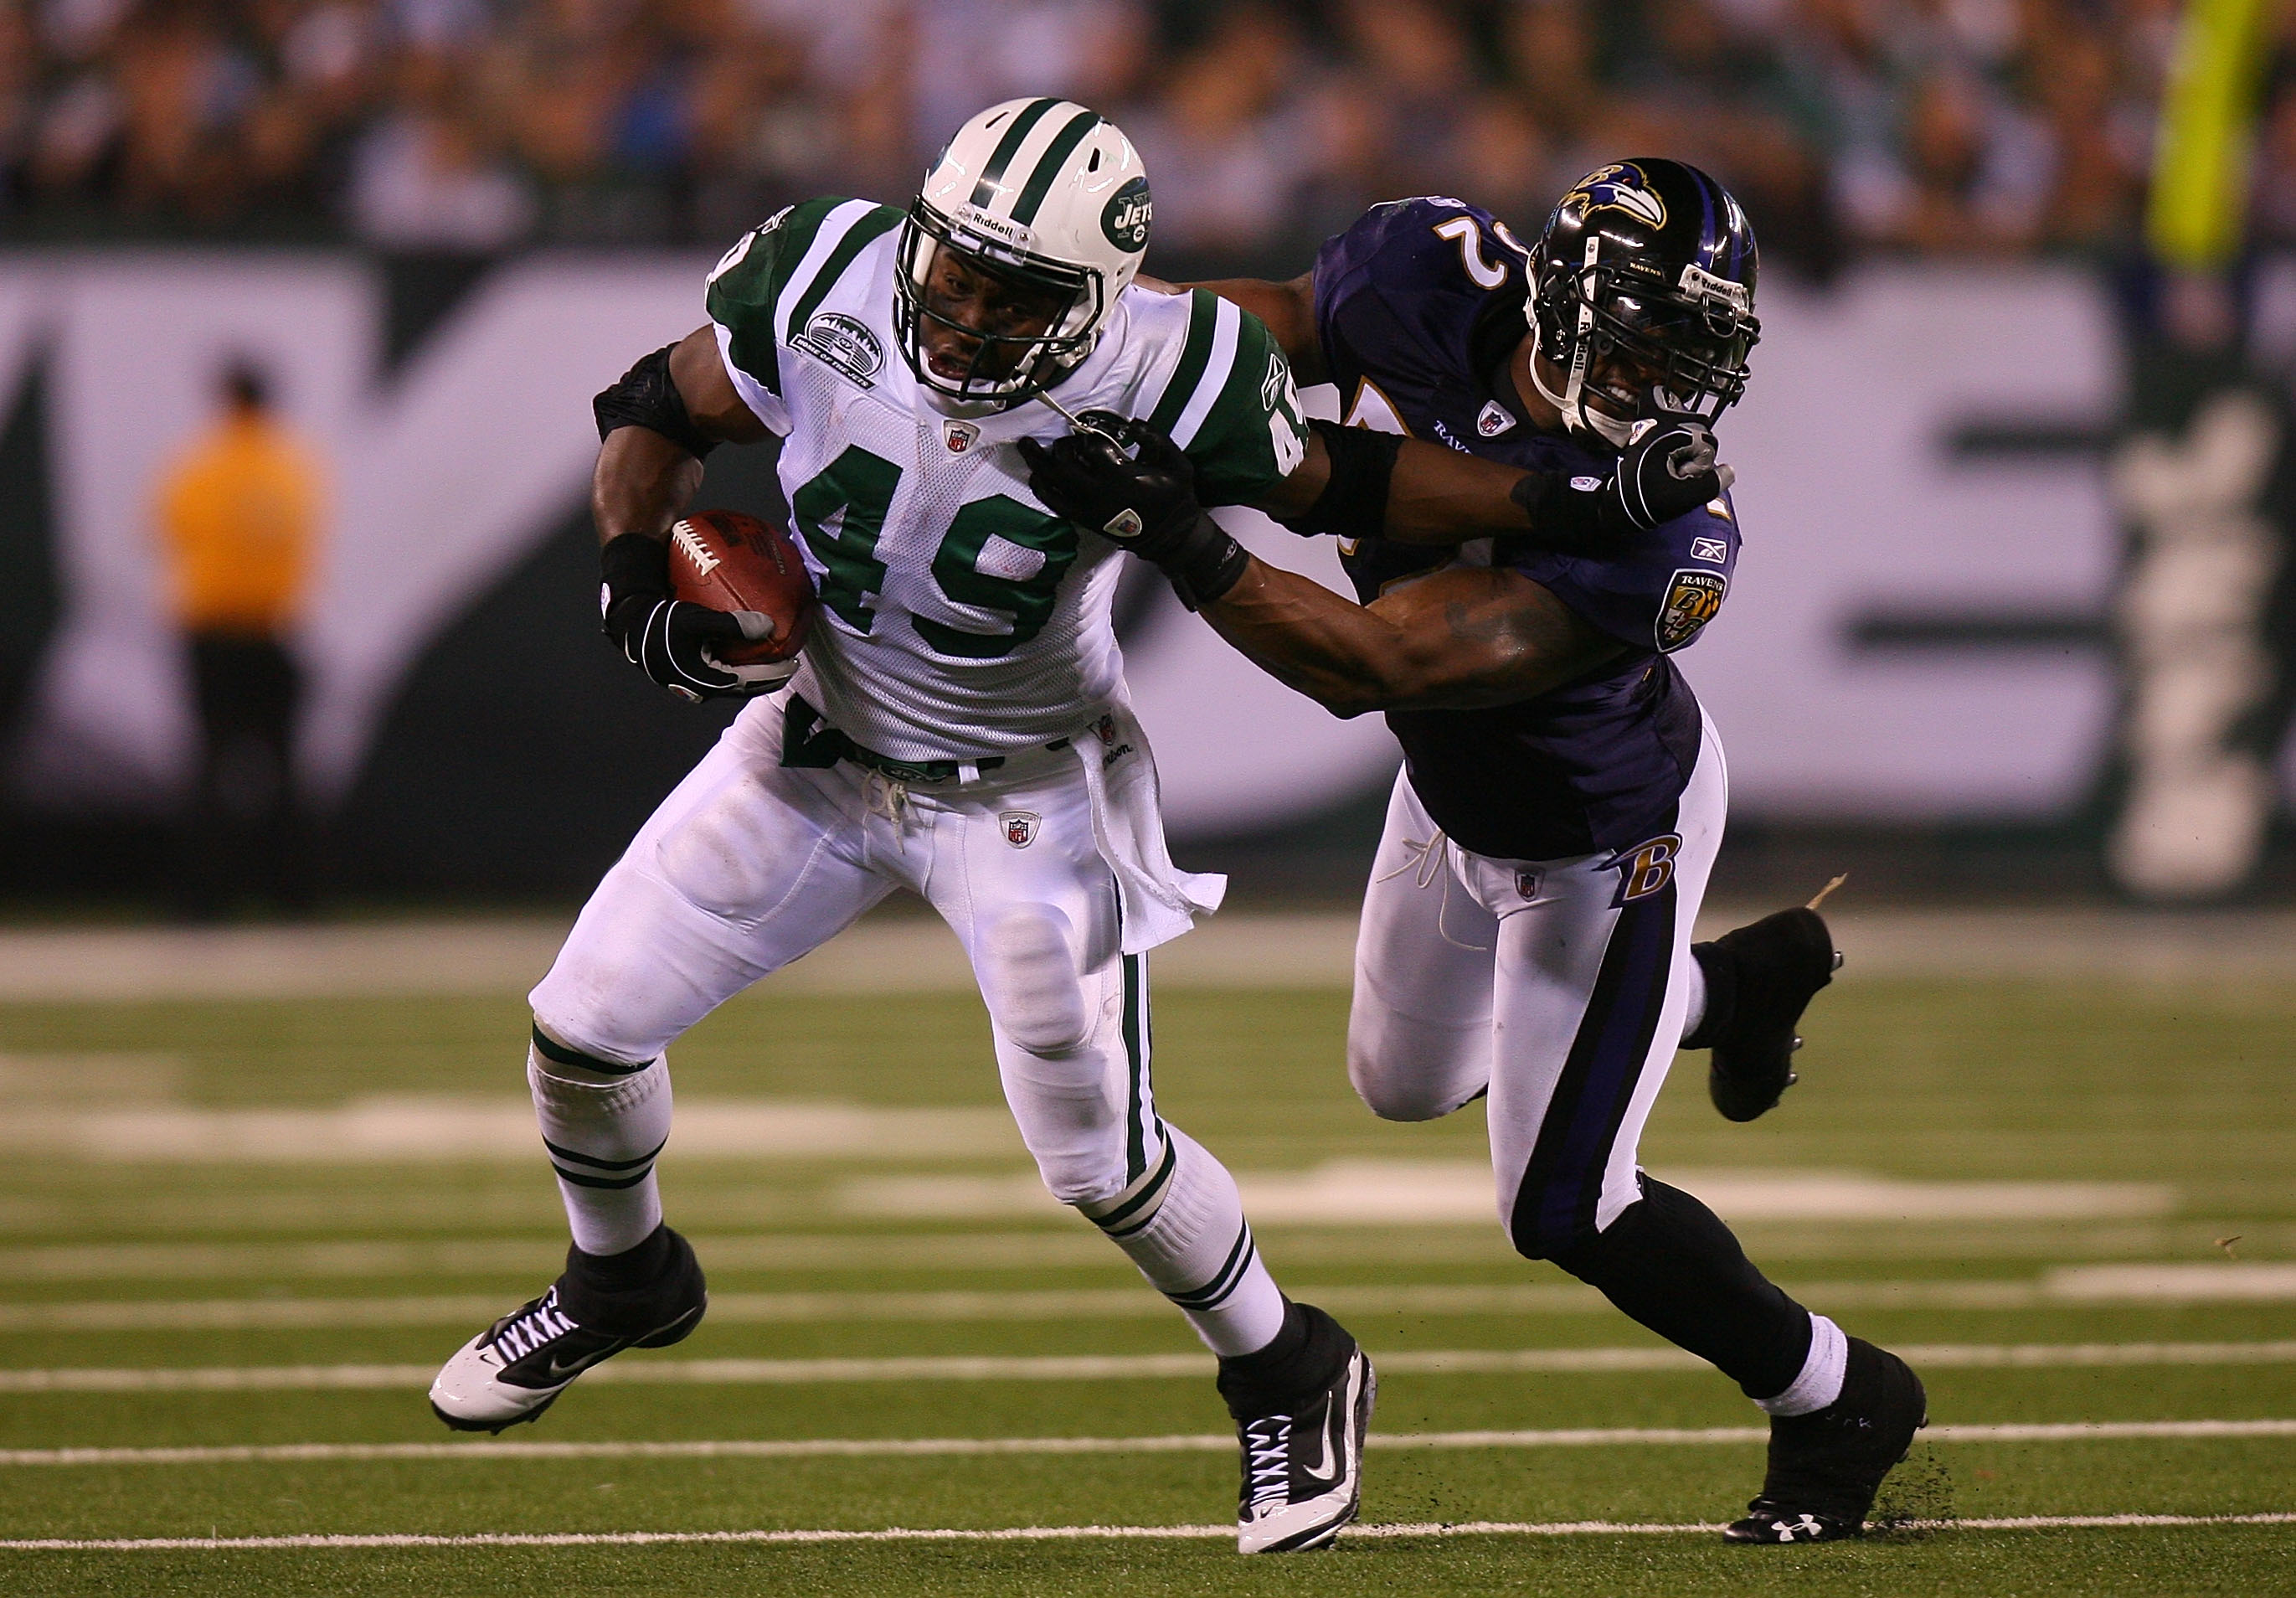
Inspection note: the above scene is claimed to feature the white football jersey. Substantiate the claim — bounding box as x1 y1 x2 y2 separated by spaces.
705 196 1309 761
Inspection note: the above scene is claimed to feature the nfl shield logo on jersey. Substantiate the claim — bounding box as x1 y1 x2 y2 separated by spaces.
1002 812 1039 848
945 419 981 454
1475 400 1515 438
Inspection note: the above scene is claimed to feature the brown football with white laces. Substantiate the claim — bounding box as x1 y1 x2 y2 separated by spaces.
665 510 816 666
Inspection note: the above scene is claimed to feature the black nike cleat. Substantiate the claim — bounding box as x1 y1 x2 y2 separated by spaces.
1218 1303 1376 1554
1691 902 1842 1122
1723 1337 1928 1544
428 1225 706 1433
1233 1346 1375 1553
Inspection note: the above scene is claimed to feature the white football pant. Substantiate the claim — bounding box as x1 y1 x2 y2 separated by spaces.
526 698 1286 1357
1347 711 1726 1254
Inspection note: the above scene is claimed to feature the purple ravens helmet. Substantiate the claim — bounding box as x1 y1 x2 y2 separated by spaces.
1527 159 1760 443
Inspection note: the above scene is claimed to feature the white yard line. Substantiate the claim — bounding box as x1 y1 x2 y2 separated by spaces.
4 1342 2293 1393
0 1281 2048 1331
4 1419 2294 1469
5 1511 2293 1551
8 1266 2294 1328
8 909 2296 1002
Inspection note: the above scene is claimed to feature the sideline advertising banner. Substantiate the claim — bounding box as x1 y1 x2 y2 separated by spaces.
0 251 2273 894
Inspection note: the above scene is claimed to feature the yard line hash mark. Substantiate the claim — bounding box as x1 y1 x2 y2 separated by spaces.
4 1341 2293 1392
4 1419 2293 1468
5 1513 2293 1551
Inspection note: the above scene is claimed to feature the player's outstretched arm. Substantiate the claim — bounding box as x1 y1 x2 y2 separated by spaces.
1271 417 1732 549
592 327 781 703
1197 559 1625 717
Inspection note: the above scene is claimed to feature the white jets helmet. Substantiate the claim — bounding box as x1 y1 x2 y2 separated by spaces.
894 97 1152 407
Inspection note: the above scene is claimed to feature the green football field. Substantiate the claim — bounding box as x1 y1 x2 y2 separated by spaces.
3 947 2293 1595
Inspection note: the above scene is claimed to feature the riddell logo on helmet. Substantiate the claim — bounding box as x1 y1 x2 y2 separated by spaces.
1678 263 1751 313
956 207 1029 245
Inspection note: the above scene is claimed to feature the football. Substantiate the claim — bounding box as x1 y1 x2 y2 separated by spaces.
666 509 816 666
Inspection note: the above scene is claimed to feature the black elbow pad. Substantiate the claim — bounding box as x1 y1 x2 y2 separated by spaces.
1279 419 1403 541
594 343 719 459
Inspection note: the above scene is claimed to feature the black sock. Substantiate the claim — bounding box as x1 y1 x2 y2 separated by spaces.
1547 1178 1810 1400
569 1223 674 1291
1215 1300 1352 1420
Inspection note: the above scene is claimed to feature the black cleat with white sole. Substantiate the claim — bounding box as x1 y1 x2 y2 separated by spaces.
429 1224 706 1434
1218 1302 1376 1554
1724 1337 1928 1544
1689 890 1844 1123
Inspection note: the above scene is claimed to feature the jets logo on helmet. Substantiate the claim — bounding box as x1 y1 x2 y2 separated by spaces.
1526 157 1760 446
1101 177 1152 251
895 97 1152 409
1563 162 1668 230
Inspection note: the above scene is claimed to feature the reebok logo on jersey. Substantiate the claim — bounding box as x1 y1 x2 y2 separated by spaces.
1605 833 1682 905
1691 536 1728 564
1475 400 1515 438
792 311 883 389
1002 812 1039 848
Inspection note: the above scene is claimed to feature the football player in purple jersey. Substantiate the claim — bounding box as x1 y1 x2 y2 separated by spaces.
1023 160 1927 1544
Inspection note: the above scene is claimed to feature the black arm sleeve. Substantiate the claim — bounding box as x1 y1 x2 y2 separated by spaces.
594 343 718 459
1507 469 1614 553
1276 419 1403 540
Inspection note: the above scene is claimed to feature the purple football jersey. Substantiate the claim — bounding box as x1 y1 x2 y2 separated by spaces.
1313 197 1741 860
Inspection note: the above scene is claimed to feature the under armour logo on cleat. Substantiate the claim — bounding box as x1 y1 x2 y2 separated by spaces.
1769 1514 1825 1541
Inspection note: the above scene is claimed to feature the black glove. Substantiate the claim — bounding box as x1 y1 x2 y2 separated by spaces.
1017 413 1250 610
1613 411 1735 528
1511 412 1737 548
600 532 790 704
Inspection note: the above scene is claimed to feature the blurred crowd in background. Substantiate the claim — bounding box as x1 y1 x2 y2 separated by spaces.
0 0 2215 275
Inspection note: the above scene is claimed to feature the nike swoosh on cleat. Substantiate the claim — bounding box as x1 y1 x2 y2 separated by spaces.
1303 1414 1337 1487
538 1345 623 1383
1301 1359 1360 1488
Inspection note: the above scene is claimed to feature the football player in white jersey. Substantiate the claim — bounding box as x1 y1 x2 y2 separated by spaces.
425 98 1727 1553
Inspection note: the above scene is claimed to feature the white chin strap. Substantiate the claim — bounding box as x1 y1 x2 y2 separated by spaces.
1532 235 1634 448
1529 322 1634 447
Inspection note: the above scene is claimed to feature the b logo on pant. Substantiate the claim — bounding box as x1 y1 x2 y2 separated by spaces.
1002 812 1040 848
1605 833 1681 905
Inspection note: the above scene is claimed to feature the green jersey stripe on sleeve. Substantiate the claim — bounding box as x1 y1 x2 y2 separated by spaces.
970 98 1058 210
783 204 904 346
1177 303 1310 508
1166 295 1242 451
704 196 848 398
1011 110 1102 225
1144 290 1221 436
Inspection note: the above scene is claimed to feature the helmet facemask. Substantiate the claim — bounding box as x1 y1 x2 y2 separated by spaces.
1529 250 1759 442
894 198 1109 409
